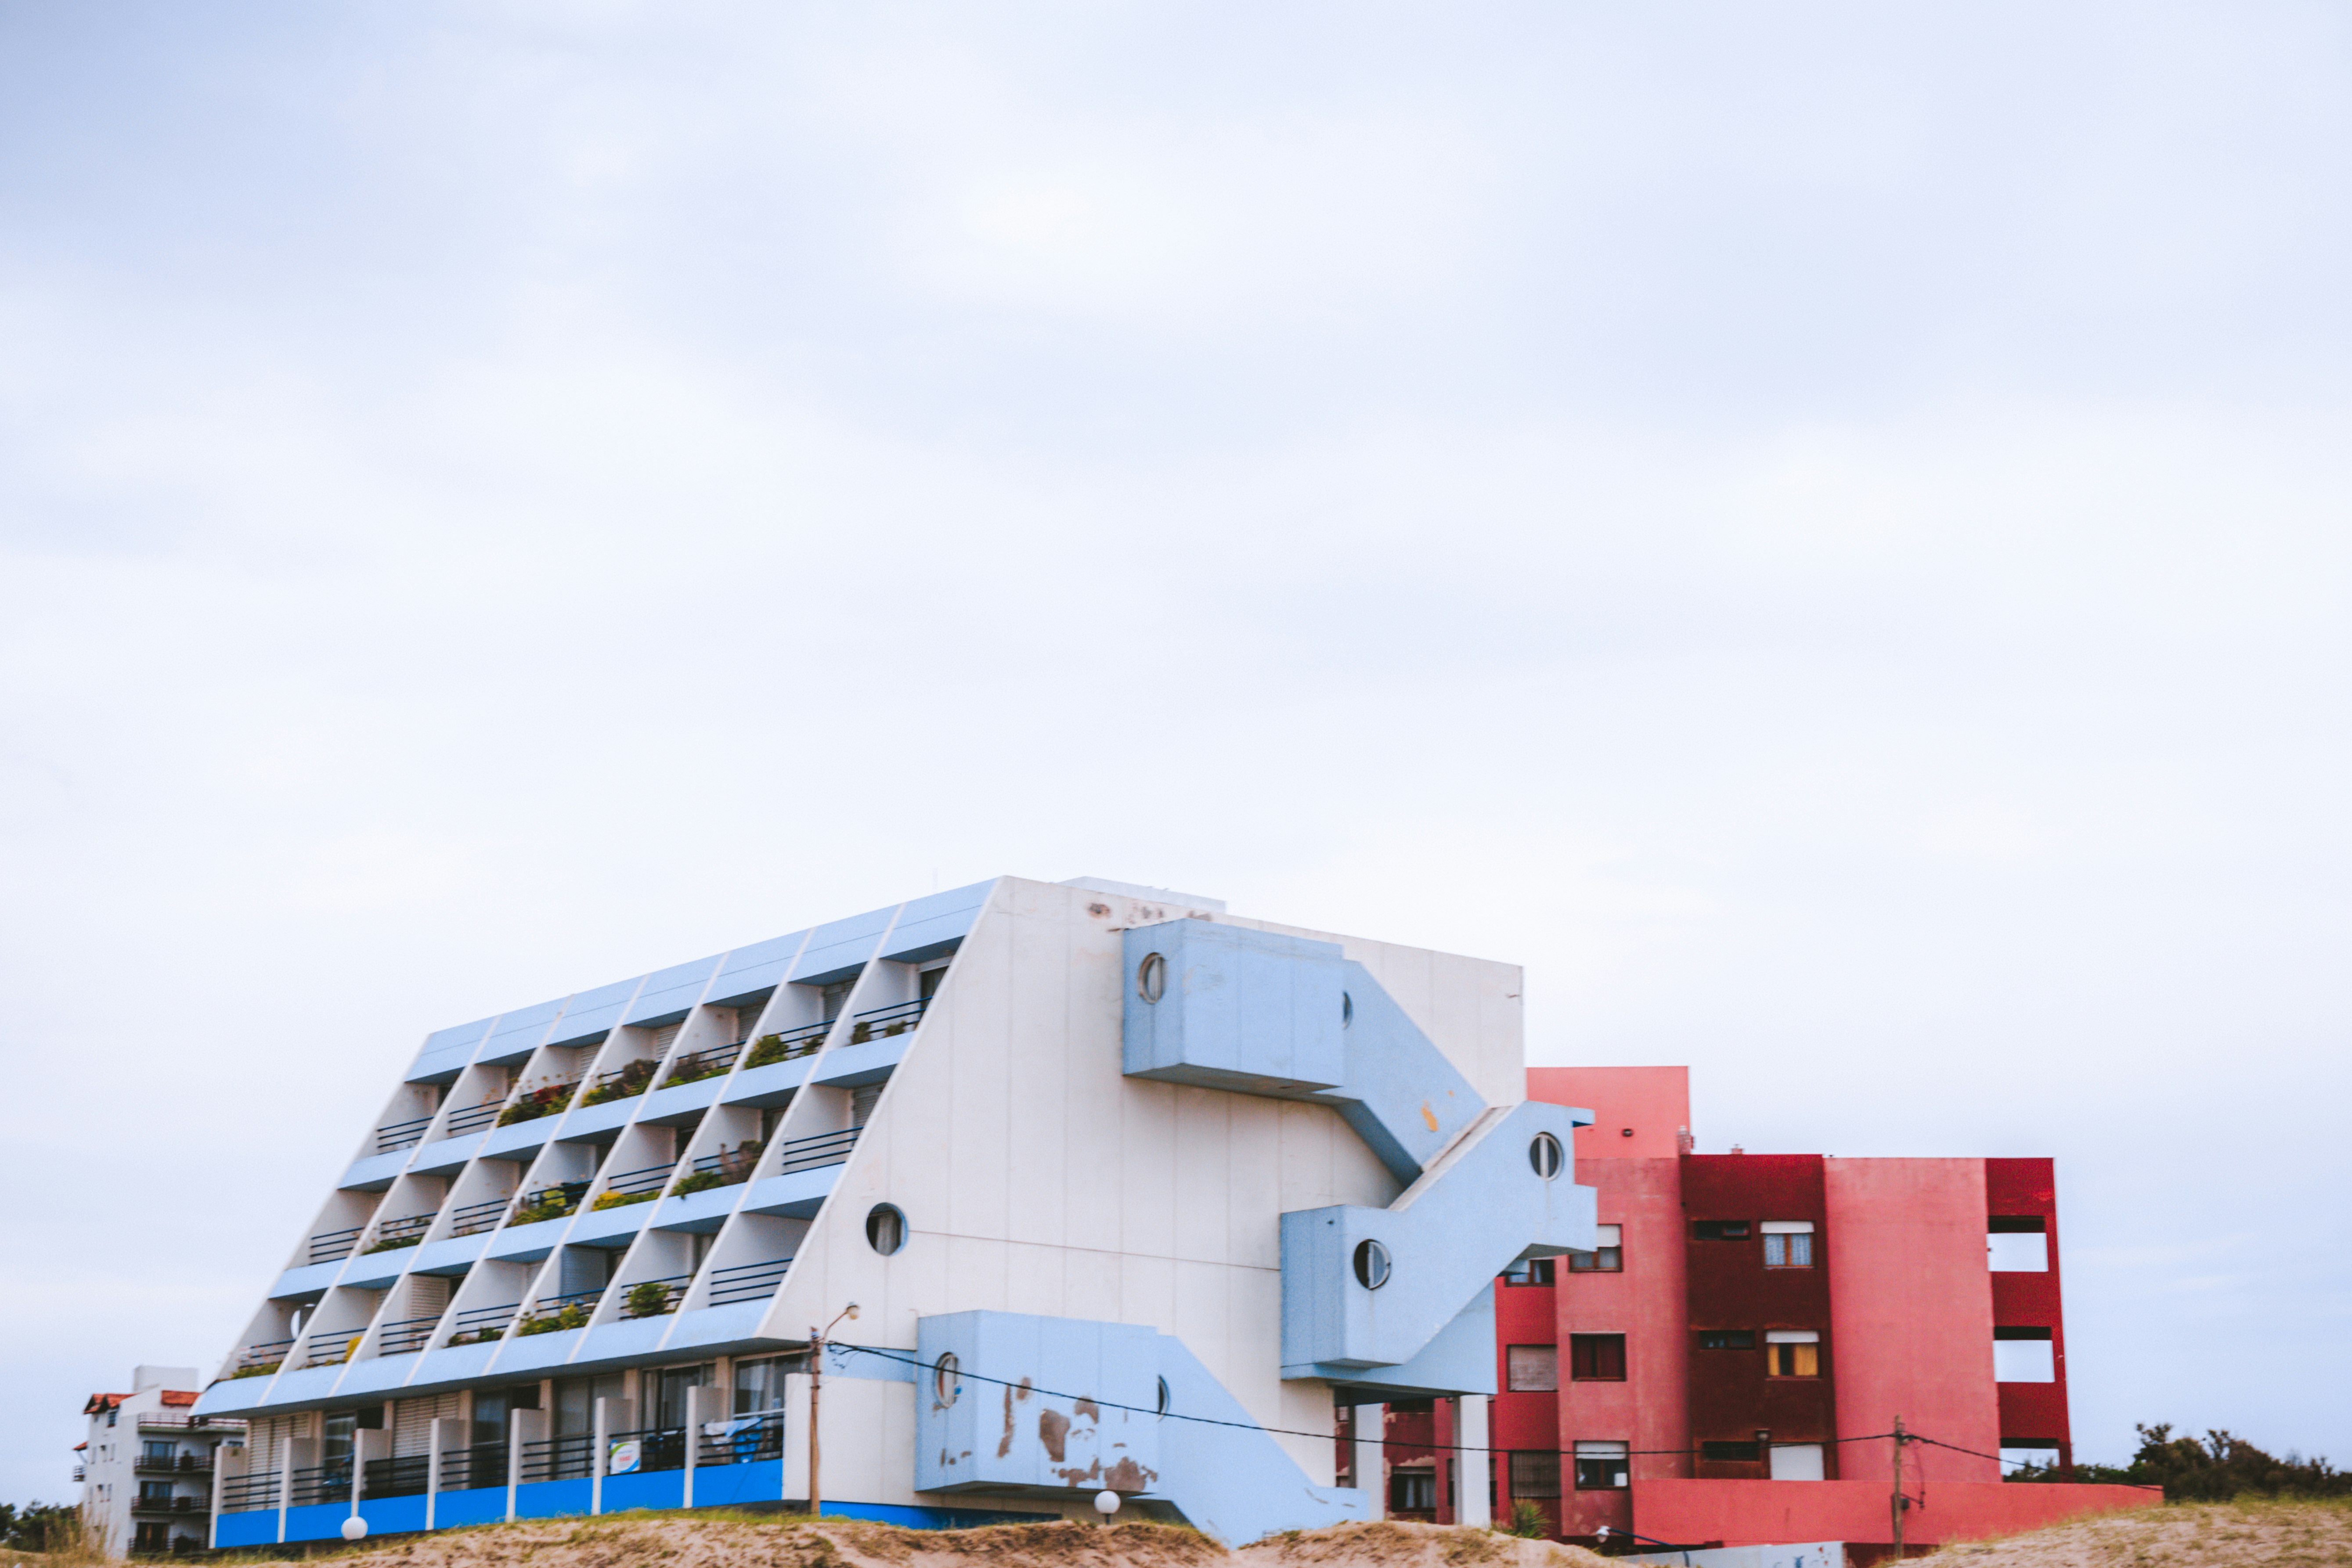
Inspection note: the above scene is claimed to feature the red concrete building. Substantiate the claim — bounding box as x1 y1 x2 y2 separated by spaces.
1365 1067 2148 1558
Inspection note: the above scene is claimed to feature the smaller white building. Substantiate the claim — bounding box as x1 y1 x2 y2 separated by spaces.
81 1367 246 1555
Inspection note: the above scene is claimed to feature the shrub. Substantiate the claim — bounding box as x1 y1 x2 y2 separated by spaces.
662 1051 732 1088
228 1362 281 1381
626 1280 676 1319
580 1059 659 1107
516 1302 591 1337
592 1188 658 1211
496 1082 577 1127
743 1033 791 1069
511 1188 580 1226
2010 1425 2352 1500
361 1233 424 1254
1502 1500 1550 1539
672 1169 722 1197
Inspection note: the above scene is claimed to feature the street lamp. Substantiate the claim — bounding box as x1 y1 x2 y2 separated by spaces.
808 1303 859 1518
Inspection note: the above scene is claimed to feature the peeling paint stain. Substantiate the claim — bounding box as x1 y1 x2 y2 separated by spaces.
1088 903 1111 917
998 1383 1014 1459
1421 1101 1439 1132
1015 1377 1033 1401
1038 1407 1070 1462
1072 1397 1100 1422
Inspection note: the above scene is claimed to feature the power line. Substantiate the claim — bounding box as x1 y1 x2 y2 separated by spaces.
832 1342 1902 1461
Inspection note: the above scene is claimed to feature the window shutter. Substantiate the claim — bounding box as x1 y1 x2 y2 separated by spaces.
851 1084 883 1126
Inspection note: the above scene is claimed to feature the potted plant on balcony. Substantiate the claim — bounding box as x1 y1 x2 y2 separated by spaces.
625 1281 674 1319
579 1059 659 1107
742 1033 791 1069
495 1081 578 1127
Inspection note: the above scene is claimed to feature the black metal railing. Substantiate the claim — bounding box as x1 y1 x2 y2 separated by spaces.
695 1408 787 1467
137 1413 247 1432
377 1314 441 1355
375 1114 434 1154
511 1179 588 1226
849 995 930 1043
363 1213 435 1251
514 1287 603 1336
449 1196 508 1236
439 1440 507 1492
446 1302 519 1345
595 1162 676 1202
360 1453 430 1498
707 1256 792 1306
218 1472 280 1511
442 1100 503 1138
772 1125 861 1175
743 1019 833 1068
287 1461 350 1507
518 1432 594 1483
616 1274 691 1319
604 1424 688 1474
135 1453 212 1473
660 1039 744 1088
303 1327 361 1368
308 1225 364 1264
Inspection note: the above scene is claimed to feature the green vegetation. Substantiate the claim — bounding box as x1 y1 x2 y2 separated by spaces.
2012 1425 2351 1500
580 1059 659 1106
496 1082 577 1127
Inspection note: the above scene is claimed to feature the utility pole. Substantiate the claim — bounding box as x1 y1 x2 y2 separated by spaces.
1890 1416 1908 1561
808 1304 859 1519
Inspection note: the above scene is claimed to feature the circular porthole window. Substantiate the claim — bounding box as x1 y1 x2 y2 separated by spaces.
1353 1238 1392 1290
1136 952 1168 1003
1342 992 1353 1028
866 1203 907 1256
934 1352 960 1406
1155 1376 1171 1417
1529 1132 1564 1179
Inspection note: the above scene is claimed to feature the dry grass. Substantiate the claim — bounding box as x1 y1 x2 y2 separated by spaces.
1911 1498 2352 1568
203 1513 1607 1568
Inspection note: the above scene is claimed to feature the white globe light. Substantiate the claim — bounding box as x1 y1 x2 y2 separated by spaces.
341 1517 369 1542
1094 1490 1121 1518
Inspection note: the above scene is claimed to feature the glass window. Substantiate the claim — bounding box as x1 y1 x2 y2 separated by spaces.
1693 1220 1750 1240
1701 1440 1762 1462
1573 1441 1629 1490
654 1364 713 1429
733 1354 804 1415
553 1373 627 1436
1569 1334 1627 1381
321 1413 355 1464
1762 1222 1815 1267
1508 1451 1561 1498
1568 1225 1622 1272
1501 1257 1555 1286
1506 1345 1558 1391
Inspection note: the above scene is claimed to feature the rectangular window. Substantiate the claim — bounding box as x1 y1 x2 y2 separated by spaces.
1508 1451 1561 1498
1573 1441 1630 1490
1700 1441 1762 1463
1994 1326 2056 1383
1762 1221 1815 1267
1696 1330 1755 1351
139 1481 176 1503
1988 1217 2049 1272
1501 1257 1556 1286
1569 1334 1627 1381
654 1363 714 1429
1389 1468 1436 1512
1769 1443 1825 1481
134 1524 167 1553
1569 1224 1623 1272
1693 1220 1751 1240
143 1440 176 1462
1506 1345 1559 1391
733 1354 805 1415
1766 1330 1821 1377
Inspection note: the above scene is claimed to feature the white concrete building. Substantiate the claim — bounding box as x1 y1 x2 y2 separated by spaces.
194 877 1593 1547
79 1366 245 1555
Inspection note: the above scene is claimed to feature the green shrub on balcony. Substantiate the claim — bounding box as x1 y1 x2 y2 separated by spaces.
742 1033 792 1069
360 1233 424 1254
592 1187 658 1211
579 1059 659 1107
495 1082 577 1127
515 1302 591 1337
510 1190 578 1226
228 1362 281 1381
661 1052 731 1088
671 1168 723 1197
624 1282 676 1319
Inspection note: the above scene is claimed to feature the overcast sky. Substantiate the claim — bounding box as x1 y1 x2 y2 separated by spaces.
5 0 2351 1508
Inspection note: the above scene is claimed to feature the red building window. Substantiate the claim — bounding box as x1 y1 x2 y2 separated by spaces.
1508 1451 1561 1497
1766 1331 1821 1376
1573 1441 1630 1489
1568 1224 1622 1272
1569 1334 1627 1380
1507 1345 1559 1391
1762 1222 1815 1266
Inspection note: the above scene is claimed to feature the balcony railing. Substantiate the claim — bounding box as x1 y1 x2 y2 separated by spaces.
617 1273 691 1320
591 1163 675 1210
360 1453 431 1499
287 1461 350 1507
660 1039 744 1089
229 1339 292 1380
578 1058 660 1107
362 1213 435 1253
438 1440 507 1492
446 1301 519 1346
518 1432 594 1483
131 1494 203 1515
441 1100 503 1138
448 1196 508 1236
496 1080 581 1128
135 1454 211 1473
673 1140 763 1196
308 1225 364 1265
510 1180 588 1226
375 1114 434 1155
137 1413 246 1432
849 996 930 1043
303 1326 362 1368
743 1020 833 1070
514 1287 602 1336
707 1256 792 1307
217 1472 281 1512
604 1424 689 1474
377 1314 441 1356
772 1125 862 1175
695 1408 787 1467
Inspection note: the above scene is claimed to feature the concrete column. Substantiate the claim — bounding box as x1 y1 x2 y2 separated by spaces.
1455 1397 1491 1529
426 1416 465 1531
354 1427 392 1518
682 1385 721 1510
1353 1405 1386 1521
208 1442 240 1550
508 1408 546 1522
591 1399 611 1516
